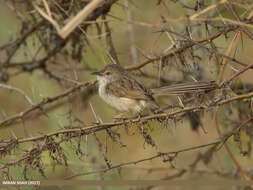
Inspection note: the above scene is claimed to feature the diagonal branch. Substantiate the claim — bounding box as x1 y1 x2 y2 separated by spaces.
0 81 96 127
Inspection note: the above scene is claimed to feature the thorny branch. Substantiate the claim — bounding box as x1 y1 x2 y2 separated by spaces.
65 139 222 179
1 91 253 170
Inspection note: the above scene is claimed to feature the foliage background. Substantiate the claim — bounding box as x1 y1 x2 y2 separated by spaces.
0 0 253 190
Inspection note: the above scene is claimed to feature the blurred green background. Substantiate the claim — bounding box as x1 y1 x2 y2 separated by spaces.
0 0 253 190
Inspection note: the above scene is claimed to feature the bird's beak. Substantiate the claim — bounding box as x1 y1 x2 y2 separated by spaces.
91 71 102 76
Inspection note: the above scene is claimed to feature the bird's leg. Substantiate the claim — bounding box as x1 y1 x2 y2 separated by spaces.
113 113 127 122
150 105 164 114
136 113 142 121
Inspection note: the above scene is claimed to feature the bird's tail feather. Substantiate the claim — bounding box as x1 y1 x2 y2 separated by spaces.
151 81 218 96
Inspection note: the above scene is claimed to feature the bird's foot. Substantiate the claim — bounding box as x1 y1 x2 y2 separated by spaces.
113 113 127 122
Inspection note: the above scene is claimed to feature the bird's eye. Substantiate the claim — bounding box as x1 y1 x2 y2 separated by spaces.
105 71 111 75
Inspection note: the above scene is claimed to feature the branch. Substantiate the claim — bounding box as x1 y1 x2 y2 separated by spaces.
63 116 253 179
65 140 221 179
0 81 96 127
125 26 239 71
1 91 253 149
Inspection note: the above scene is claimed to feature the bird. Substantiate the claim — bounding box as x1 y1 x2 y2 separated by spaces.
92 64 217 115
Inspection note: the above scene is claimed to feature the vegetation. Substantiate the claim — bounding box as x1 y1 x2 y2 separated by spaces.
0 0 253 189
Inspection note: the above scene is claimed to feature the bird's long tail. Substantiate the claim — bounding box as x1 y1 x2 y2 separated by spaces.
150 81 218 96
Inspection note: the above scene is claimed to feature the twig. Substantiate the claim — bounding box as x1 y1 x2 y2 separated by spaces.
32 2 61 33
42 0 51 17
220 63 253 87
190 0 227 20
59 0 104 38
217 31 242 84
0 84 34 105
218 4 253 84
162 29 252 69
32 0 117 39
214 114 253 189
65 140 221 179
125 26 238 71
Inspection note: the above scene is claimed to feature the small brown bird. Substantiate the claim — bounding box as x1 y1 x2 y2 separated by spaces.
92 64 217 114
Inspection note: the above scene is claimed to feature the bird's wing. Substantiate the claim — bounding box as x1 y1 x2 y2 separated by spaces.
105 77 151 101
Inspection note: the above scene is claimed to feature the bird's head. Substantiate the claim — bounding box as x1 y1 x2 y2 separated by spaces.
91 64 125 84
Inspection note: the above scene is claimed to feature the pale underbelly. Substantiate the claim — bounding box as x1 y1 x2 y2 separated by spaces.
100 93 146 114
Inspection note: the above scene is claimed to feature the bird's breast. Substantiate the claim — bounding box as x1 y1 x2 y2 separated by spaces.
98 83 146 114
